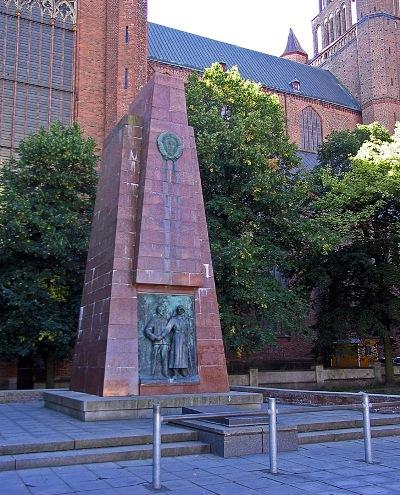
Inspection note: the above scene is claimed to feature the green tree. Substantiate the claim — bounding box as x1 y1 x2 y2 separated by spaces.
304 123 400 382
317 122 391 176
0 123 98 387
186 63 309 355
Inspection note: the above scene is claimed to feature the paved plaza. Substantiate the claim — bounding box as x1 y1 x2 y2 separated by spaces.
0 437 399 495
0 401 400 494
0 401 398 445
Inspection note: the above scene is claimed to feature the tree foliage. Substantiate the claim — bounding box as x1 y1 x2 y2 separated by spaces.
186 64 309 355
0 123 98 376
317 122 391 176
304 123 400 381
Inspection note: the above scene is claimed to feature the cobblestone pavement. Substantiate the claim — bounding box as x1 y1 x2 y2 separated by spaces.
0 437 399 495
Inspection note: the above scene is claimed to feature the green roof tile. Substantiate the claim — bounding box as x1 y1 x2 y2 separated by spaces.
148 22 361 111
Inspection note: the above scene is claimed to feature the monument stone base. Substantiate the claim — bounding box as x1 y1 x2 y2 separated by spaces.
44 390 263 421
176 406 298 457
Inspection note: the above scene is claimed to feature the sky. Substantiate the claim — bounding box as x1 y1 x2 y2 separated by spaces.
148 0 318 59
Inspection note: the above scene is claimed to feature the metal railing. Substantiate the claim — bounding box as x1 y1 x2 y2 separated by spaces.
150 392 383 491
151 398 278 491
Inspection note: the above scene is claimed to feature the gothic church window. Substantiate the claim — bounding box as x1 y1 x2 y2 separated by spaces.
316 25 323 52
324 19 329 47
341 4 347 33
301 107 323 151
328 13 335 44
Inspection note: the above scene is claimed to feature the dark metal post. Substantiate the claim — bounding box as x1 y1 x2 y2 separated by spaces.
362 393 373 464
152 404 162 490
268 398 278 474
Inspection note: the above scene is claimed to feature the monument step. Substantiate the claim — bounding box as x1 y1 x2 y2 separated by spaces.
0 440 210 471
299 424 400 444
297 415 400 433
0 427 198 456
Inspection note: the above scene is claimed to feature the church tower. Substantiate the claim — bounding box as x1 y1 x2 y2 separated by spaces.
311 0 400 132
355 0 400 129
0 0 148 160
75 0 148 147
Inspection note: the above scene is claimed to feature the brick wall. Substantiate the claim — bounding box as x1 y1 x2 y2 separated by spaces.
276 92 362 149
0 361 17 390
356 2 400 132
75 0 148 150
313 0 400 133
317 37 361 102
149 61 362 151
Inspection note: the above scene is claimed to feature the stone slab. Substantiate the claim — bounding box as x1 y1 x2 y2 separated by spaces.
44 390 263 421
173 417 298 458
12 442 210 470
182 405 269 426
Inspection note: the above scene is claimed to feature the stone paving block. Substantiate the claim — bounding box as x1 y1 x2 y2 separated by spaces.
326 476 376 489
104 475 145 487
235 476 286 489
75 486 152 495
0 455 15 471
0 485 31 495
65 478 112 491
164 478 203 490
189 475 230 487
296 480 342 493
349 486 396 495
319 491 362 495
27 484 74 495
254 486 309 495
328 467 369 477
166 488 213 495
378 481 400 490
207 481 260 495
301 470 344 482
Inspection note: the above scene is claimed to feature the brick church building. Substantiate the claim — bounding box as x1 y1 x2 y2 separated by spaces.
0 0 399 382
1 0 399 162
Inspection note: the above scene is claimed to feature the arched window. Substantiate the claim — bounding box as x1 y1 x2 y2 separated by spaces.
301 107 323 151
351 0 357 25
317 25 323 52
329 13 335 43
336 10 342 37
341 4 347 33
324 19 329 47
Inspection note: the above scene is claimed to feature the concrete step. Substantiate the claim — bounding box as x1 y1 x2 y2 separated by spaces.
297 416 400 433
0 428 198 455
299 424 400 444
0 440 210 471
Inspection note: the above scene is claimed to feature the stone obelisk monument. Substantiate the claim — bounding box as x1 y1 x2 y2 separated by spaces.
69 73 229 397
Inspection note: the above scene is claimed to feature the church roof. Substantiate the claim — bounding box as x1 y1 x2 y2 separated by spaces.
148 23 361 111
283 28 307 56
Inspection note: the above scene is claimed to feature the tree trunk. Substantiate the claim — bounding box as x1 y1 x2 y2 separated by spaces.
383 331 394 384
46 355 55 389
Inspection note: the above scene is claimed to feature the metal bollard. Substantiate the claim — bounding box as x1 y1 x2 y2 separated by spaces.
362 393 373 464
268 398 278 474
152 404 162 490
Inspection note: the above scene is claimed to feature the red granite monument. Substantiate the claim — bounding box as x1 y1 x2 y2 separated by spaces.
69 73 229 398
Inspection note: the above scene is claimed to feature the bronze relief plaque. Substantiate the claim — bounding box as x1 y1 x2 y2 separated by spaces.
157 132 183 162
138 293 199 384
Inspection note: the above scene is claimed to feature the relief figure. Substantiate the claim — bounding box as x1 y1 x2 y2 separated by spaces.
143 303 169 377
165 305 190 377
